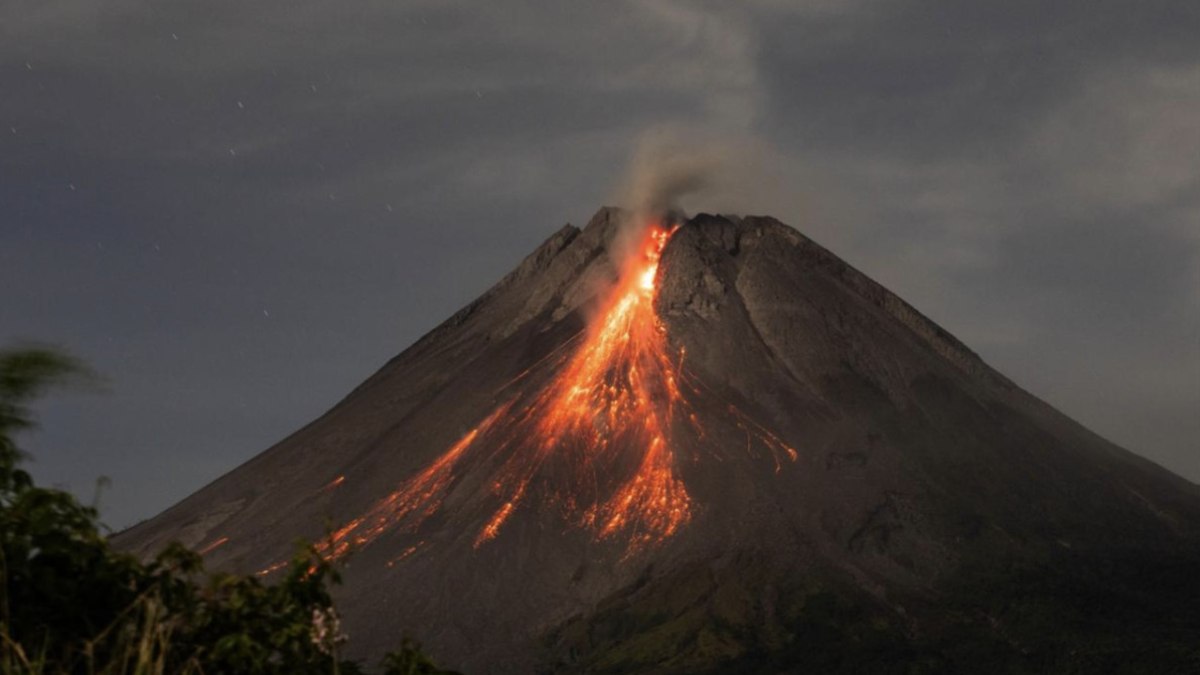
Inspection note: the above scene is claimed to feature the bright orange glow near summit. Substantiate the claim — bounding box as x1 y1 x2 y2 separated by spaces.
254 217 799 574
481 222 691 549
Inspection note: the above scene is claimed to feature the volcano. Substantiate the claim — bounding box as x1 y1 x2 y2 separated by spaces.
117 208 1200 673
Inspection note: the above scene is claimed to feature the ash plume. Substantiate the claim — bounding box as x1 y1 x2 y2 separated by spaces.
611 126 807 226
602 128 746 297
616 127 726 218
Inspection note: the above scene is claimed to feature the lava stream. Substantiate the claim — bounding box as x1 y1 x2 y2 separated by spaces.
480 223 691 548
254 218 798 574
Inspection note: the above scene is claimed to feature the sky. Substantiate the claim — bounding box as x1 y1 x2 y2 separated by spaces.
1 0 1197 529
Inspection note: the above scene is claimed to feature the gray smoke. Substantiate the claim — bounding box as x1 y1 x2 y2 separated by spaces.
616 127 727 217
612 125 812 224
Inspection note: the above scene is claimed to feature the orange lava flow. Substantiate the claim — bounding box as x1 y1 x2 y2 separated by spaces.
308 402 513 563
477 224 691 549
255 218 800 574
197 536 229 556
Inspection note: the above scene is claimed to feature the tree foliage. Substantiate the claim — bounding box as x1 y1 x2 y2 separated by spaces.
0 346 457 674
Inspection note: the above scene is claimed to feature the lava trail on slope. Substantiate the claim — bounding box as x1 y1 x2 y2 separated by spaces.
264 217 797 571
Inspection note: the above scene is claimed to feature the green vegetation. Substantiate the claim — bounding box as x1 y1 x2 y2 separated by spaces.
0 346 458 675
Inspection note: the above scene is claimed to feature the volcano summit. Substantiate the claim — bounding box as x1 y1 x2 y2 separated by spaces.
117 208 1200 673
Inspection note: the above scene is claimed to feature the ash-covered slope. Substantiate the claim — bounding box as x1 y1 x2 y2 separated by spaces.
116 208 1200 674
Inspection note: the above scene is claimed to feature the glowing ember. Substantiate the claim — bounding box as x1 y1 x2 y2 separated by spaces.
198 536 229 556
256 217 800 573
386 543 426 568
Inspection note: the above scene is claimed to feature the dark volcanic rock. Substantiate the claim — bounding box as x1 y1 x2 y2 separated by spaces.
116 208 1200 674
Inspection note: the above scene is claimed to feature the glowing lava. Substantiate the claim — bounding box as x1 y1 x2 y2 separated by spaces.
478 223 691 549
255 217 798 574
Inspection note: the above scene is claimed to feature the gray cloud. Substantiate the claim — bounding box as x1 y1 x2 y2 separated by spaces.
1 0 1196 527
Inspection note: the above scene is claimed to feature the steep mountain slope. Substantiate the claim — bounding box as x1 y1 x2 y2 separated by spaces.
116 208 1200 673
